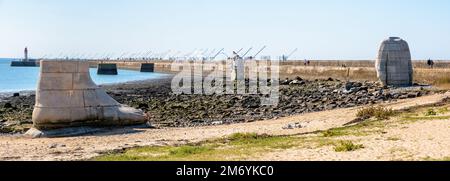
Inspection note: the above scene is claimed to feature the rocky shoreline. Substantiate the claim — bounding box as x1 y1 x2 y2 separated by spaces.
0 77 435 134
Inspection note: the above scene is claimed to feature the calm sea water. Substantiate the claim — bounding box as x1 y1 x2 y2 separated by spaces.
0 58 167 93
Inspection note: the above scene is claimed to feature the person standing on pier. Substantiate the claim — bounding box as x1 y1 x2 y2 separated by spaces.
427 59 434 69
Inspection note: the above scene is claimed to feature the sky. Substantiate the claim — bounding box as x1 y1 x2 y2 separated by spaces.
0 0 449 60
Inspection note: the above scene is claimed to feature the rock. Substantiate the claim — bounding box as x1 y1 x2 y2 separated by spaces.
13 93 20 97
353 82 363 87
211 121 223 125
282 124 294 129
345 82 354 91
407 93 417 98
282 122 304 130
399 95 409 99
49 143 58 149
281 78 291 85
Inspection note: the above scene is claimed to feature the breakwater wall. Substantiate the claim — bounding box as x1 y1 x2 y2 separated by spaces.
80 60 450 84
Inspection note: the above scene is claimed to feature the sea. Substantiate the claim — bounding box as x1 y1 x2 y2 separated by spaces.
0 58 167 93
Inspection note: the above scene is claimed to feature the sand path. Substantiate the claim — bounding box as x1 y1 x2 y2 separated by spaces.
0 92 449 161
257 115 450 161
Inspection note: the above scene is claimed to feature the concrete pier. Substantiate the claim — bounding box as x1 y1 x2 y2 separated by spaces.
27 60 147 137
10 59 40 67
140 63 155 72
97 63 118 75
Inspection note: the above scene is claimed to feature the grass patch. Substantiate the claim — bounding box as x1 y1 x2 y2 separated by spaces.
321 119 386 138
334 140 364 152
217 133 299 149
94 133 307 161
402 115 450 122
168 145 213 157
357 106 396 120
424 156 450 161
437 107 449 114
322 129 346 137
398 104 450 123
425 108 437 116
386 137 402 141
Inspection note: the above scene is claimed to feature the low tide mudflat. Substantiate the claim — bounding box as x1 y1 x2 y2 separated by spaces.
0 73 449 161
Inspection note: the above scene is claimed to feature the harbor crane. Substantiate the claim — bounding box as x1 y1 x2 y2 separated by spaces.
240 47 253 58
281 48 298 61
211 48 225 60
235 48 244 55
249 46 267 60
119 52 129 60
206 49 217 59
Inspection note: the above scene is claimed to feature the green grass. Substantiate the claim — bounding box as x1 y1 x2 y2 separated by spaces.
94 102 450 161
94 133 307 161
402 115 450 122
424 156 450 161
401 105 450 122
321 119 386 138
94 131 370 161
334 140 364 152
437 107 449 114
168 145 214 157
425 108 437 116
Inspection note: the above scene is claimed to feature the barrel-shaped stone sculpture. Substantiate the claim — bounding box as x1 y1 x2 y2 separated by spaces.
31 60 147 131
375 37 413 87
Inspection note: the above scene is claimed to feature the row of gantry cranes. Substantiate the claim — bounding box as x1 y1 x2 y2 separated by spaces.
32 47 299 62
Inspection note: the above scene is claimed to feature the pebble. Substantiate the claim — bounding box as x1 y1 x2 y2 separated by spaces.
282 122 304 130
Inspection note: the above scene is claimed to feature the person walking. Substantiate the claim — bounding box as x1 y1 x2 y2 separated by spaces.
427 59 434 69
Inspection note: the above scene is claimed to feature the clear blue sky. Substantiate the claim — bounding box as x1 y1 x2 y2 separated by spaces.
1 0 449 60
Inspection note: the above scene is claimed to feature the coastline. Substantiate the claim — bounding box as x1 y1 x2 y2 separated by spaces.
0 73 174 102
1 74 438 134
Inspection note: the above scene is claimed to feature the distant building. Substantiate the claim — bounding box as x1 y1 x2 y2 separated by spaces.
375 37 413 87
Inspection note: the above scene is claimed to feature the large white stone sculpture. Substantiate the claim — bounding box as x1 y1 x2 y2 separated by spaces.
31 60 147 131
375 37 413 87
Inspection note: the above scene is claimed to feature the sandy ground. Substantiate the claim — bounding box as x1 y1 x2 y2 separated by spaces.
0 92 449 161
257 116 450 161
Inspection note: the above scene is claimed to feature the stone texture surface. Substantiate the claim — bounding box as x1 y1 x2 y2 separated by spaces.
30 60 146 131
376 37 413 87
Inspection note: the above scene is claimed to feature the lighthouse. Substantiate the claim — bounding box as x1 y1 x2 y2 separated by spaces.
10 47 38 67
24 47 29 61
